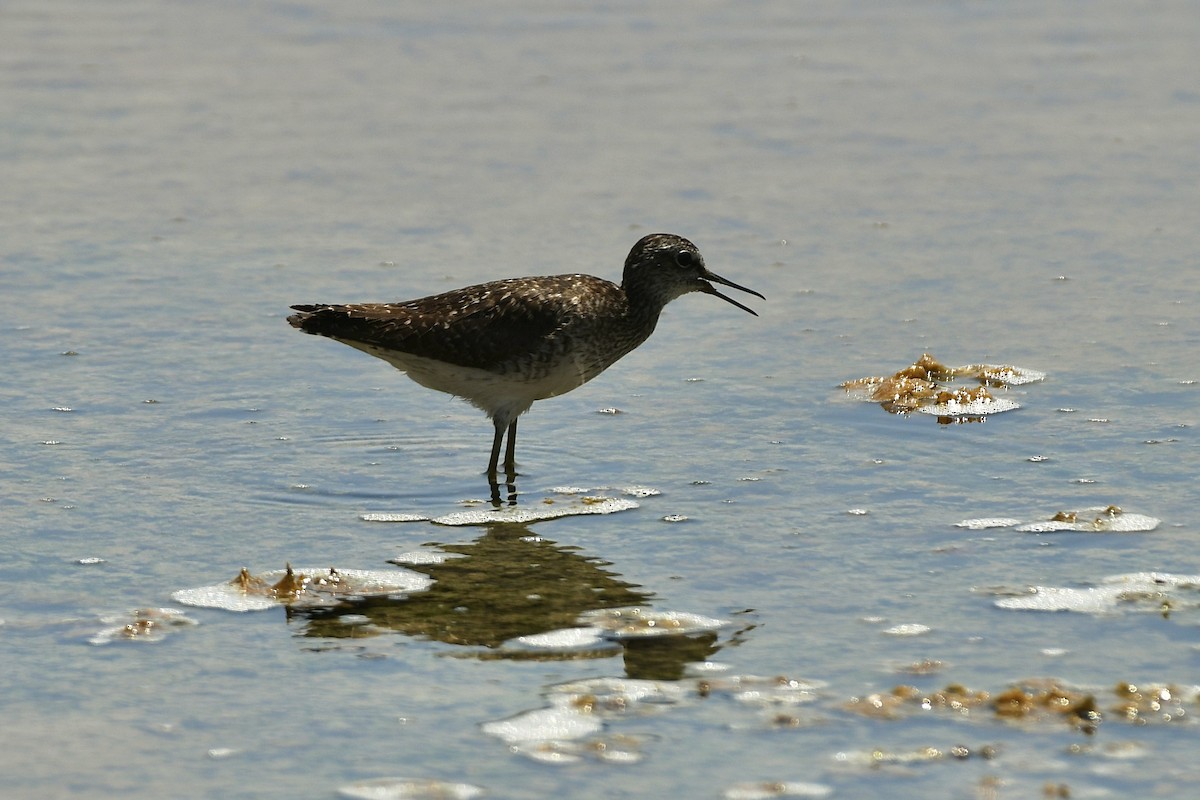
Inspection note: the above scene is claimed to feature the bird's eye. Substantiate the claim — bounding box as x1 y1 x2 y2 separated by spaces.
674 250 695 268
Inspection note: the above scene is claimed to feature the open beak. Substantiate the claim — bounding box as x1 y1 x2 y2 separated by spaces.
698 270 765 316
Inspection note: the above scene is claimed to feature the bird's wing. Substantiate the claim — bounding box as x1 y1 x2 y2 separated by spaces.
289 275 618 371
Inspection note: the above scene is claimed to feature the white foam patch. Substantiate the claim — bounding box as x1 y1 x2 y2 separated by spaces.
337 777 484 800
480 704 603 744
686 661 733 675
364 486 655 527
959 364 1047 385
549 484 660 498
171 586 278 612
917 395 1020 416
1015 520 1084 532
171 567 433 612
996 572 1200 613
509 627 608 650
482 678 678 764
956 507 1160 534
89 608 198 645
550 677 689 708
432 496 638 526
578 606 728 638
1015 509 1160 533
883 623 931 636
719 675 824 707
1101 572 1200 588
617 485 662 498
389 550 463 565
510 735 646 765
996 586 1125 613
1091 512 1160 532
724 782 833 799
360 513 429 523
834 746 951 767
955 517 1023 530
516 745 582 765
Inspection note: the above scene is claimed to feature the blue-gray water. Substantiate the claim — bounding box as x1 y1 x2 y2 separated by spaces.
3 2 1198 798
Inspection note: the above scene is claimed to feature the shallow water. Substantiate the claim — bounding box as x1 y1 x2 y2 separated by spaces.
3 1 1199 798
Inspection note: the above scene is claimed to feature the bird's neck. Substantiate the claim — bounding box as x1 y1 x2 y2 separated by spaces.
620 274 677 322
593 281 661 358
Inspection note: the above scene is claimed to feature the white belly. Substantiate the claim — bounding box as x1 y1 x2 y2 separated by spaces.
354 342 590 424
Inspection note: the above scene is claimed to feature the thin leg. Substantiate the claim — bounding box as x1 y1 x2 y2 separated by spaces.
502 418 518 475
487 418 505 477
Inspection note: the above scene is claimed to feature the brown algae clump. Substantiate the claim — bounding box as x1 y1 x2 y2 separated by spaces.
991 681 1101 731
1111 682 1191 723
846 683 989 719
842 678 1197 730
841 352 1044 419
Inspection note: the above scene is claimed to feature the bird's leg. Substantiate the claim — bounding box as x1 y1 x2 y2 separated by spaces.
502 418 518 477
487 417 506 479
488 418 518 507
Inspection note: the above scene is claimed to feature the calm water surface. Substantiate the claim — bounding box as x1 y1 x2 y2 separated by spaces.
3 2 1198 798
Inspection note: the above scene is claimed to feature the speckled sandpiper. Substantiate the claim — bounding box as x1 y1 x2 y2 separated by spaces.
287 233 763 477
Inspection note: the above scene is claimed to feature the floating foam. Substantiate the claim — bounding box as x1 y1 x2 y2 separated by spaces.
687 661 733 675
360 512 428 523
550 677 690 710
955 517 1023 530
510 734 646 765
365 486 654 527
172 567 433 612
547 484 660 498
1101 572 1200 588
432 496 638 526
1015 520 1083 533
482 678 682 763
957 507 1159 534
883 623 931 636
1087 512 1159 532
917 395 1019 416
996 586 1125 613
171 585 277 612
508 627 609 650
1014 508 1160 533
996 572 1200 613
388 550 463 566
514 743 582 765
480 703 603 745
89 607 197 645
715 675 824 707
578 606 728 638
723 782 833 799
834 745 956 767
957 364 1047 385
617 485 662 498
337 777 484 800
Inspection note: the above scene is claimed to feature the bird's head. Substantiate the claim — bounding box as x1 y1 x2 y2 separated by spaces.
622 233 764 315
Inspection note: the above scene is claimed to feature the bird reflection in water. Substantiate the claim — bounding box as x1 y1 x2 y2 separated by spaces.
287 523 726 681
